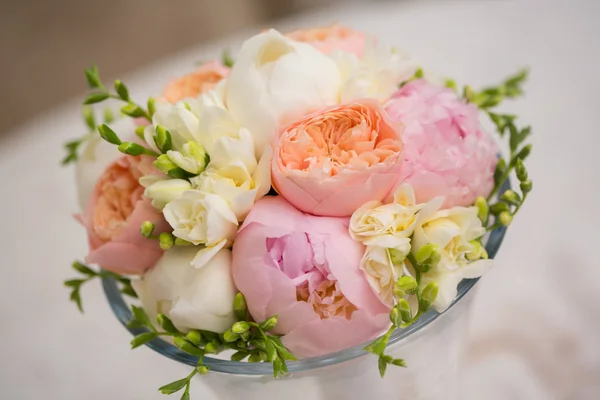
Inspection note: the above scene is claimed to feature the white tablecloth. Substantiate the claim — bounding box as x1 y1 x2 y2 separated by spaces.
1 0 599 398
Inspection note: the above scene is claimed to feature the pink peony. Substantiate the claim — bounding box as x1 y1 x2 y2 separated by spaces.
271 99 404 217
286 24 366 57
232 196 389 358
385 80 498 208
163 61 229 103
78 155 170 275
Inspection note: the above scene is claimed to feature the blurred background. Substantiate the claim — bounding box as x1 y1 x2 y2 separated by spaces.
0 0 347 134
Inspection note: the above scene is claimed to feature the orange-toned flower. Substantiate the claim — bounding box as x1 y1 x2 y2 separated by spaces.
286 24 366 57
271 99 404 217
163 61 229 103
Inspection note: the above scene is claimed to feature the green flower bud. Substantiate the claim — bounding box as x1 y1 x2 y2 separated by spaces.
114 80 130 101
414 244 441 272
98 124 122 145
118 142 154 156
398 298 412 323
204 340 219 354
475 196 489 223
185 330 204 346
103 108 115 124
420 282 439 312
84 91 109 105
499 211 513 226
389 248 407 265
391 358 406 367
231 321 251 334
156 314 179 334
197 365 210 375
147 97 157 117
173 337 204 357
258 350 268 362
121 103 146 118
159 232 174 250
520 179 532 194
389 307 402 327
135 125 146 140
223 330 240 343
140 221 155 238
501 190 521 206
174 238 192 246
167 141 209 175
466 240 486 261
154 125 172 153
240 331 251 341
515 159 528 181
153 154 178 174
259 315 278 332
396 276 417 295
490 201 510 215
514 144 532 162
414 68 424 79
233 293 248 320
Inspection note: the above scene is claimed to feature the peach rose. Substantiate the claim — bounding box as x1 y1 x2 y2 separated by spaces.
286 24 366 57
163 61 229 103
271 99 404 217
78 155 170 275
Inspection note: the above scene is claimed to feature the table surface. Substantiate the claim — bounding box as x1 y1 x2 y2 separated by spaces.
2 0 599 399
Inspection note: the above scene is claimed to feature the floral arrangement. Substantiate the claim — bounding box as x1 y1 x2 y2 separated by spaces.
63 24 532 399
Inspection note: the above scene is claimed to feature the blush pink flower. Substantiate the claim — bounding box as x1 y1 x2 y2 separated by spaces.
271 99 404 217
78 156 170 275
286 24 366 57
385 80 498 208
163 61 230 103
232 196 389 358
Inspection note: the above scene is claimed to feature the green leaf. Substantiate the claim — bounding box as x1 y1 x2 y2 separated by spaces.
273 358 283 378
231 351 249 362
157 314 180 334
174 337 205 357
98 124 122 145
131 305 153 328
180 392 190 400
83 91 109 105
504 68 528 90
126 320 146 330
378 356 388 377
69 287 83 312
84 65 102 88
265 339 277 362
121 103 146 118
158 377 189 395
391 358 407 367
72 261 96 276
248 352 262 363
81 106 96 131
512 144 532 165
114 80 130 101
64 279 84 287
268 336 297 361
364 335 388 355
131 332 158 349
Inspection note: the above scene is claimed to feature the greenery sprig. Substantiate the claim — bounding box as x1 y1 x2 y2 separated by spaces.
62 106 116 165
64 261 136 312
127 293 296 399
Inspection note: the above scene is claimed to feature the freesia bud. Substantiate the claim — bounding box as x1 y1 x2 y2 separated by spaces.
389 307 401 327
467 240 486 261
197 366 210 375
185 330 204 346
204 340 219 354
167 141 209 175
159 232 175 250
153 154 179 174
501 190 521 206
398 299 412 323
154 125 172 153
414 243 441 271
396 276 417 295
174 238 192 246
223 329 240 342
490 201 510 215
420 282 439 312
147 97 157 117
118 142 154 156
389 248 407 265
475 196 489 223
145 178 191 210
259 315 278 332
520 179 532 194
515 159 528 181
140 221 155 238
231 321 250 334
499 211 512 226
233 293 248 320
135 125 146 140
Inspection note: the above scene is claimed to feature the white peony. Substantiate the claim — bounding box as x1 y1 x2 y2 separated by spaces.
413 206 492 312
162 190 238 246
225 29 342 157
331 40 416 103
132 246 237 333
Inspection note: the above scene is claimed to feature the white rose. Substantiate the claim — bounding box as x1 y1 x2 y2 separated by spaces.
225 29 342 157
350 184 441 251
75 118 133 209
331 40 416 103
413 206 492 312
144 179 192 209
132 246 236 333
360 246 405 306
163 190 238 246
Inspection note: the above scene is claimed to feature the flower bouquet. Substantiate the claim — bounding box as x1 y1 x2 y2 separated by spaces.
63 25 532 400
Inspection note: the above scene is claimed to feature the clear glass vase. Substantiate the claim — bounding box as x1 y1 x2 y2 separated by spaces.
103 206 506 400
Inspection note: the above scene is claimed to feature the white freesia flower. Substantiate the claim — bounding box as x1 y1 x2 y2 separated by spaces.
350 184 441 252
132 246 236 333
331 40 416 103
144 179 192 209
163 190 238 246
413 206 492 312
225 29 342 157
360 246 404 306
